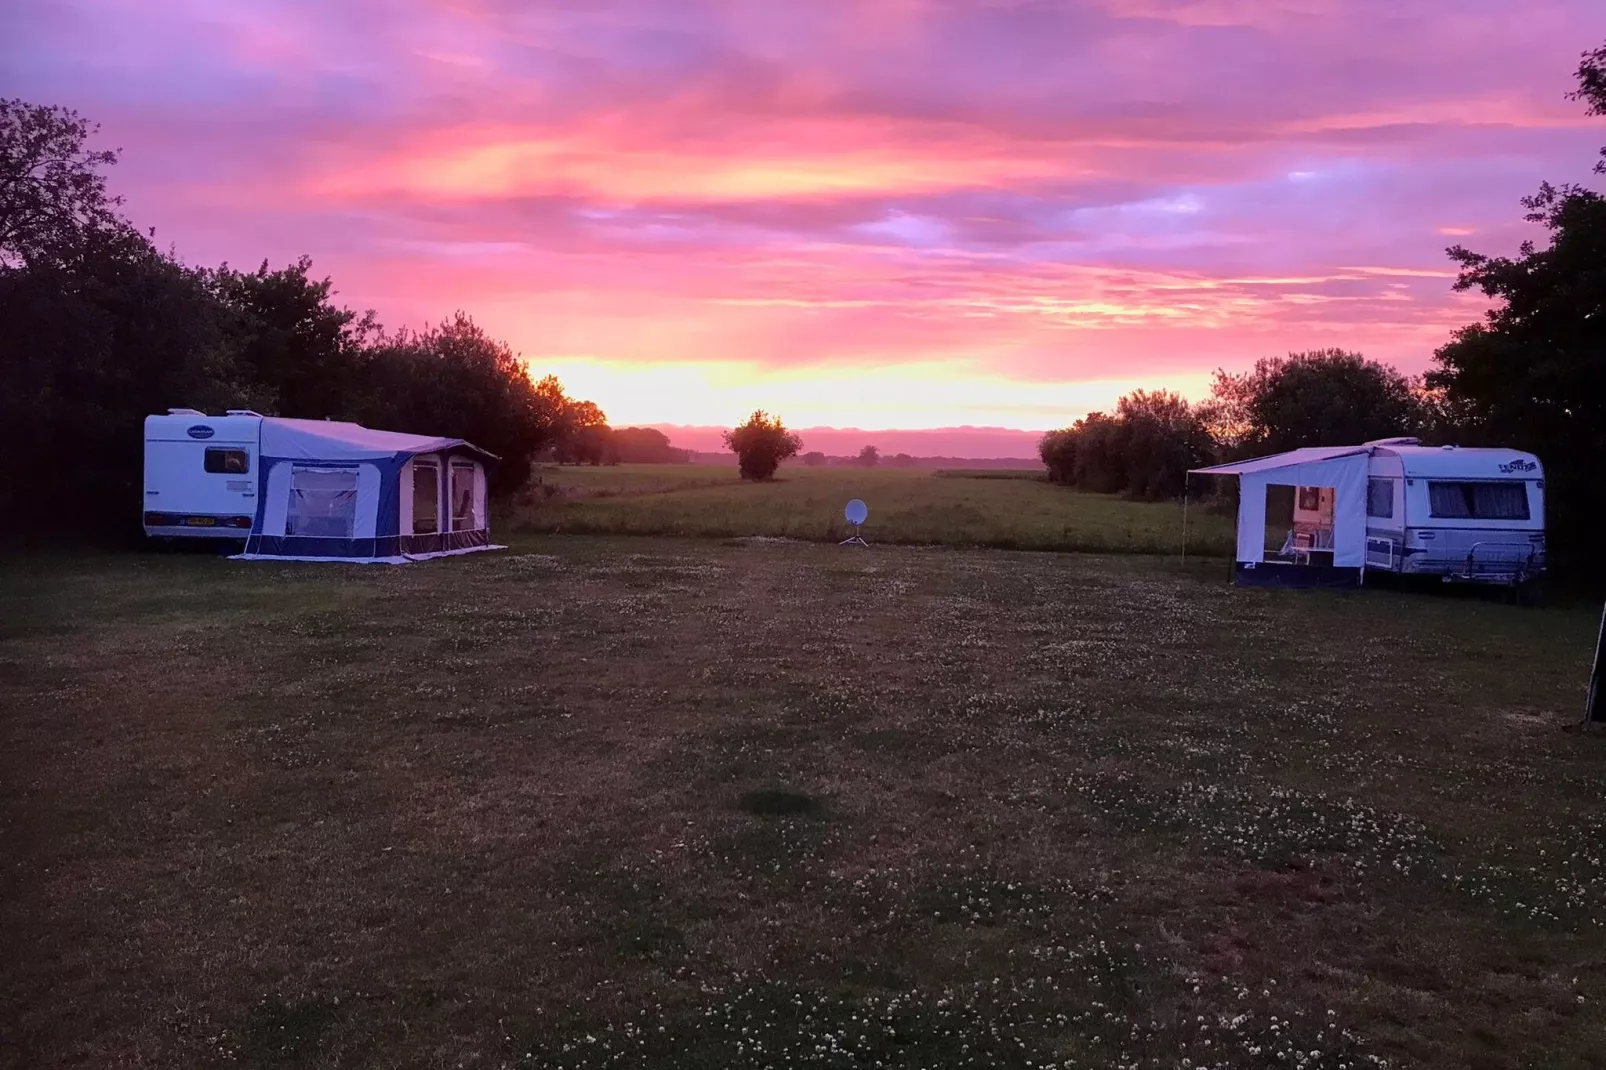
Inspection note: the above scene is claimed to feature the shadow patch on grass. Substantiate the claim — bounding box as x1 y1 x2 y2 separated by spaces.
235 996 348 1066
737 789 819 817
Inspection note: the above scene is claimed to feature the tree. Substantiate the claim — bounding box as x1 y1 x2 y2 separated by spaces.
206 257 378 420
1429 135 1606 573
1038 392 1211 500
1570 42 1606 174
613 427 686 463
354 312 568 494
889 452 916 468
0 229 260 538
858 444 880 467
1115 390 1213 500
723 410 802 481
801 450 827 467
1206 349 1424 458
1039 428 1077 484
0 98 126 268
554 399 612 465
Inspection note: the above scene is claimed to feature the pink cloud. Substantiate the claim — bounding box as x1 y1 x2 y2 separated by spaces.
6 0 1605 433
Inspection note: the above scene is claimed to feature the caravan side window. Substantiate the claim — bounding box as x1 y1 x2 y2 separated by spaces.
1428 481 1530 520
204 448 249 474
1366 478 1393 519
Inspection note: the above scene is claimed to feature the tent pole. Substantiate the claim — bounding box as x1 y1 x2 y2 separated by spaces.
1181 473 1190 568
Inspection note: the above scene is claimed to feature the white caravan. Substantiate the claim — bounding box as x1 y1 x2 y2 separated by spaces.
1361 437 1545 585
143 409 499 562
1192 436 1545 589
143 409 264 538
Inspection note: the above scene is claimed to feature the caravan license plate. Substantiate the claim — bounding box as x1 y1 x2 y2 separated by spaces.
185 517 216 526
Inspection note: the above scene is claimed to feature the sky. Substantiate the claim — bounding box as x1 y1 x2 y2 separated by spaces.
7 0 1606 450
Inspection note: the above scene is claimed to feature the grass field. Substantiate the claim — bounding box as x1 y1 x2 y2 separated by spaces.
510 464 1237 555
4 538 1605 1068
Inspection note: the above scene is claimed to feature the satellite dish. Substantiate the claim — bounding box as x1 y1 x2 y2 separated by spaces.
841 499 869 547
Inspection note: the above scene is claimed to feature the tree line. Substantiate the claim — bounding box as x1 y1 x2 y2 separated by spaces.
0 97 666 540
5 37 1604 570
1036 42 1606 576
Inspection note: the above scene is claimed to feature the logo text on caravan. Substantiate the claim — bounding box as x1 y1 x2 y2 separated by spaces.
1498 458 1538 473
187 425 215 440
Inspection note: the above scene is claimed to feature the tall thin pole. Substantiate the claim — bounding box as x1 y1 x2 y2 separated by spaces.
1181 472 1190 568
1585 602 1606 728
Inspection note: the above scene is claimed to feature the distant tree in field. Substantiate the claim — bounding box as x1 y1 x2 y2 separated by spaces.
1205 349 1424 457
801 450 826 467
858 444 880 467
555 399 612 465
1115 390 1214 500
0 98 128 268
724 410 802 481
1039 391 1210 501
1427 40 1606 574
1038 428 1076 483
889 452 916 467
612 426 685 463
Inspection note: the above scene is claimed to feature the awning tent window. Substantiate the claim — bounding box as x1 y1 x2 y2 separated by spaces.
451 463 478 531
286 468 358 538
412 462 439 533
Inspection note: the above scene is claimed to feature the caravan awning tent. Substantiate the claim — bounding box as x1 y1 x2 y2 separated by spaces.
1191 447 1370 586
239 418 501 563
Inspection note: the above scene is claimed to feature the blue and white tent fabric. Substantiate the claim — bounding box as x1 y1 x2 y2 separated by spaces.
236 418 503 563
1191 446 1370 587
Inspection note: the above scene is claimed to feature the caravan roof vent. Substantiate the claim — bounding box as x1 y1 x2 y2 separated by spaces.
1363 436 1420 447
167 407 205 416
225 409 264 417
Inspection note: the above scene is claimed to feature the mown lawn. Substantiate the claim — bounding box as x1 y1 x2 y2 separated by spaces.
510 465 1236 556
2 539 1604 1069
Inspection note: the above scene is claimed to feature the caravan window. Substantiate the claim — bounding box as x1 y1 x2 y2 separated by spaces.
204 448 249 474
1367 478 1393 519
1428 481 1530 520
412 462 439 533
286 468 357 538
451 463 478 531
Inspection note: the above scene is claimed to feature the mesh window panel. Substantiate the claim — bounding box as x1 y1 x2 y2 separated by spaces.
287 469 358 538
413 464 439 534
451 465 477 530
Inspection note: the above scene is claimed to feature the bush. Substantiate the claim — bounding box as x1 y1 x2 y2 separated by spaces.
723 411 802 481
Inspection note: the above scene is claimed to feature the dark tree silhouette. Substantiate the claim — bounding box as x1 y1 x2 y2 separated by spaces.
723 411 802 481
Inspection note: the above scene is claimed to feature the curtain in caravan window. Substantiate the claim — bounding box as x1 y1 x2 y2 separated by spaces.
451 463 478 530
1367 478 1393 519
1428 481 1530 520
1471 482 1529 519
1428 482 1473 518
286 468 358 537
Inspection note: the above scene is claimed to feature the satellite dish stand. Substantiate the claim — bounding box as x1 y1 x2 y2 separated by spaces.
841 498 869 547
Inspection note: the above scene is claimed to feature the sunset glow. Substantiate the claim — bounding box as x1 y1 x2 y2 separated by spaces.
8 0 1605 448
